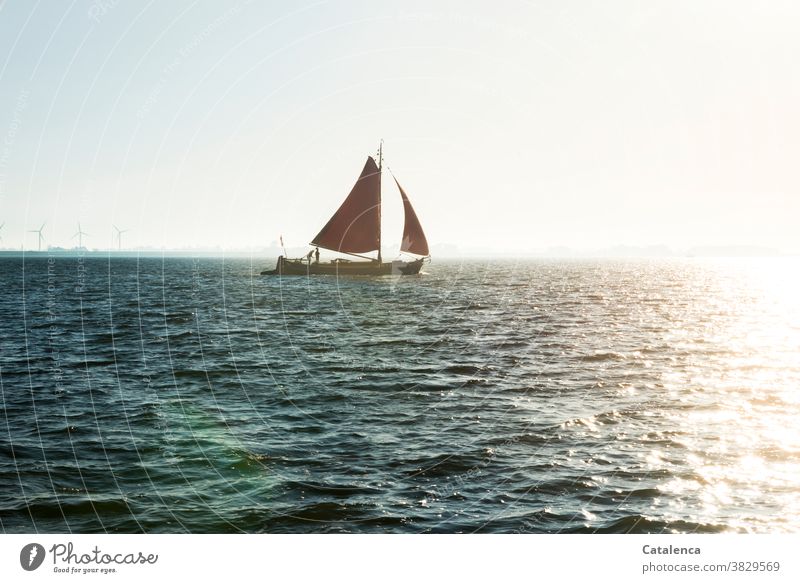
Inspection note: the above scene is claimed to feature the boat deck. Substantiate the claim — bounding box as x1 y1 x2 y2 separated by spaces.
261 257 423 276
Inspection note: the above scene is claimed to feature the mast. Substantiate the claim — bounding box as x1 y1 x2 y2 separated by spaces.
377 139 383 263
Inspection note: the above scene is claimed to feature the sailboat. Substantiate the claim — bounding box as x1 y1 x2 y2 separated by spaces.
261 143 430 276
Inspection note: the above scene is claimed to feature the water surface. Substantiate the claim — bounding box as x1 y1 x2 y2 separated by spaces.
1 256 799 533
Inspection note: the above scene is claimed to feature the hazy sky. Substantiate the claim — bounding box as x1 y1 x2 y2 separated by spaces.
1 0 798 253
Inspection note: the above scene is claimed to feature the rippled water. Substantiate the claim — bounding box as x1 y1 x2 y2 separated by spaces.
1 256 799 533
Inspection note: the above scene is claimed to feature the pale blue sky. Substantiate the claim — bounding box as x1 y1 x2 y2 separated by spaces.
1 0 798 253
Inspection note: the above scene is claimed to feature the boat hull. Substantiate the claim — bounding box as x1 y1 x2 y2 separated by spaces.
261 257 424 276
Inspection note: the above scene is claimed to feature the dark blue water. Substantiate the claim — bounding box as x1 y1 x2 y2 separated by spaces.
1 256 799 533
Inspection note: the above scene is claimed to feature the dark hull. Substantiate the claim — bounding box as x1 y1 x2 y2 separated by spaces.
261 257 424 276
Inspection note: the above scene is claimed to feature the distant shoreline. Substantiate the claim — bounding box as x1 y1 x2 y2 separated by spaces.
0 249 796 259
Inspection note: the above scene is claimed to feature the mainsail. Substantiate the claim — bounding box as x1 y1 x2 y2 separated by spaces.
395 176 429 257
311 156 381 254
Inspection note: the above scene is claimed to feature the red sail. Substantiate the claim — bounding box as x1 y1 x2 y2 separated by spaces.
311 157 381 254
395 176 430 257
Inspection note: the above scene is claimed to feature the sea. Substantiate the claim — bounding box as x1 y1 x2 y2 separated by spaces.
1 255 799 533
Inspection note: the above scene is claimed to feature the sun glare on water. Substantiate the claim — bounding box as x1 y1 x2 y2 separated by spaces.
657 258 800 531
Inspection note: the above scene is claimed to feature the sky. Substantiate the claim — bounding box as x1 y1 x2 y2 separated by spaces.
0 0 798 254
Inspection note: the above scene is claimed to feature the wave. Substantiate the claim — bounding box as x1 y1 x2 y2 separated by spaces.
576 515 730 534
580 352 626 362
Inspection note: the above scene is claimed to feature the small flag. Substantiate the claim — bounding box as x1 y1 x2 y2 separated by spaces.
280 235 284 247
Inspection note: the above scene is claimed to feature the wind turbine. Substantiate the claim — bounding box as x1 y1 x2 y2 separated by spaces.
0 222 5 242
113 224 129 251
28 222 46 251
72 222 89 249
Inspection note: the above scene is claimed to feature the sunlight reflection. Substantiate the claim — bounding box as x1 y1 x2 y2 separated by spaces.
657 258 800 531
